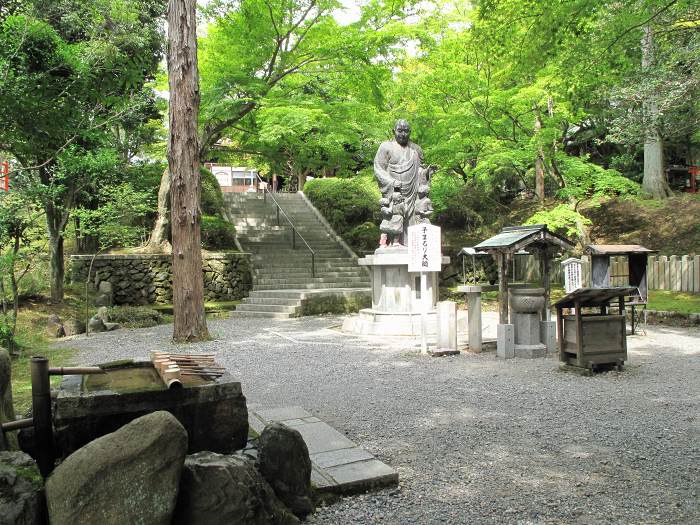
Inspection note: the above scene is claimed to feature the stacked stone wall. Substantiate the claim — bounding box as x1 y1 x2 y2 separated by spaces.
70 253 252 305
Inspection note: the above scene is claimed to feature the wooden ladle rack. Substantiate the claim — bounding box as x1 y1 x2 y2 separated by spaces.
150 352 225 388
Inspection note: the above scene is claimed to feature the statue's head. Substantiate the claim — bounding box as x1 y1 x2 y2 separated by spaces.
393 119 410 146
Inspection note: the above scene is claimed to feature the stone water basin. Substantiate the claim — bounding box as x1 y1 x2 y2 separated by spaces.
53 359 248 458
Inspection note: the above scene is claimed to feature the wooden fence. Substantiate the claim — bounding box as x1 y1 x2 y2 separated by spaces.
517 254 700 292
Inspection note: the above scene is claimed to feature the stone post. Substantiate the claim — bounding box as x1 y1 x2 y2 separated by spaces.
434 301 459 356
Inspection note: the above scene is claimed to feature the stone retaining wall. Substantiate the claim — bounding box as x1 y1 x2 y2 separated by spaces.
70 253 252 305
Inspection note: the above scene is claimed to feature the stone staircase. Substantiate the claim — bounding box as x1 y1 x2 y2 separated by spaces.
224 192 370 318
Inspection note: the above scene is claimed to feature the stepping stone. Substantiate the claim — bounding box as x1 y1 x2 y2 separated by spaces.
249 406 398 495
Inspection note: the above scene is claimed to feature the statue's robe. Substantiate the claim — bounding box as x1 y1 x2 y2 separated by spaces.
373 140 429 241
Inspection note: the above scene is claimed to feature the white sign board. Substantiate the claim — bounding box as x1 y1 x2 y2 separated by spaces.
562 258 583 294
408 224 442 272
211 166 232 187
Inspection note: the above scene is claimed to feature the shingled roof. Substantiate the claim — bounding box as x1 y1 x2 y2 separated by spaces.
475 224 574 254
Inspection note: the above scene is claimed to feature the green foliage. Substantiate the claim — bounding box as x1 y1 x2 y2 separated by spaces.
200 215 237 250
556 155 640 201
73 182 154 249
429 171 464 216
525 204 591 238
304 176 381 243
200 167 224 216
346 222 380 253
103 305 163 328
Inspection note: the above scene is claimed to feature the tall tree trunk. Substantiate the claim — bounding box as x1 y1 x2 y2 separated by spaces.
144 168 172 252
641 26 672 199
45 200 66 303
167 0 209 342
534 105 545 201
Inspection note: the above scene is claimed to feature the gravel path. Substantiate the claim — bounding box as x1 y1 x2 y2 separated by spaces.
55 317 700 524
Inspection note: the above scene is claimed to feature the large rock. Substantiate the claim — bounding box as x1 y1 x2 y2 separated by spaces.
174 451 299 525
62 318 85 337
258 422 314 519
0 349 17 450
46 411 187 525
87 315 107 333
0 451 44 525
46 314 64 338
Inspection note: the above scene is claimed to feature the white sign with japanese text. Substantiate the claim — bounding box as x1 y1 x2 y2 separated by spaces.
408 224 442 272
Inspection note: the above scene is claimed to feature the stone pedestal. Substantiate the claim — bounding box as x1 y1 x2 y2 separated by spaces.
496 324 514 359
510 288 547 358
342 246 450 336
434 301 459 356
457 285 498 352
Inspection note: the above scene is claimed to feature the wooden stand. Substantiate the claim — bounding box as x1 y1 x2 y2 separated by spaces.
555 287 636 372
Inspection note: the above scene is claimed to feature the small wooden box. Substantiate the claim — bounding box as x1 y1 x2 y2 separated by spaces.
561 314 626 368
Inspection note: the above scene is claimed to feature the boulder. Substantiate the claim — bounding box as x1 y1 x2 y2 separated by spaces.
174 452 299 525
46 315 64 338
98 281 113 294
87 316 107 333
45 411 187 525
1 349 17 450
62 318 85 337
258 423 314 519
94 293 113 307
0 451 44 525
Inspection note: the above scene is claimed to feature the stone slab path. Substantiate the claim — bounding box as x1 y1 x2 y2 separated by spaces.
249 406 398 494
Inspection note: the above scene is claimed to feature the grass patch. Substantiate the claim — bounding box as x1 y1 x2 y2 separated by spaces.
104 306 164 328
151 301 240 316
647 290 700 314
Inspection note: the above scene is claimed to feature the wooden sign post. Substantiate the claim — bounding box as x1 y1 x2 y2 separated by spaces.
408 224 442 354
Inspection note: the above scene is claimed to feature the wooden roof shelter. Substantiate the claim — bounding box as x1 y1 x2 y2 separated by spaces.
584 244 657 305
475 225 575 324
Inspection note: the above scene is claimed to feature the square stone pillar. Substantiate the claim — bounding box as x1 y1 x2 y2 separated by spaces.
540 321 556 354
497 324 514 359
434 301 459 356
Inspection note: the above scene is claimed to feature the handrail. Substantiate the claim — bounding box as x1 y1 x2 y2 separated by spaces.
254 174 315 277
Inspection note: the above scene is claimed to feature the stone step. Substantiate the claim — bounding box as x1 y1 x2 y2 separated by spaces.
253 282 368 291
234 303 300 314
241 297 302 306
248 406 398 495
244 287 368 299
253 269 365 278
255 276 368 285
229 310 295 319
250 256 355 263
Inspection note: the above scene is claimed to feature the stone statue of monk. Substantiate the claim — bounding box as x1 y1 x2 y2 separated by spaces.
373 120 436 245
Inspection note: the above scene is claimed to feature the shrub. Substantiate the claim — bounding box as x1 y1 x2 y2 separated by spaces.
201 167 225 216
200 215 237 250
104 306 163 328
434 179 500 231
430 171 464 216
303 175 381 251
346 222 380 253
524 204 591 238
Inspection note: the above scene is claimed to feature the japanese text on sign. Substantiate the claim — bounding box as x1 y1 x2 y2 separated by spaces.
408 224 442 272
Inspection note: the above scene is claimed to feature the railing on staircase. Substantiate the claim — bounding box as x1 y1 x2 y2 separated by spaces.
255 173 315 277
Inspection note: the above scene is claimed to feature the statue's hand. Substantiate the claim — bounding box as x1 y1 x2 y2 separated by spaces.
393 180 402 190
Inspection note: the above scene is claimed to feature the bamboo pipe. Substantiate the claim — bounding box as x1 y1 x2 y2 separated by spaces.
48 367 105 375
